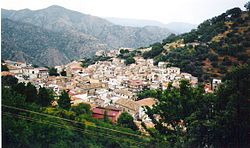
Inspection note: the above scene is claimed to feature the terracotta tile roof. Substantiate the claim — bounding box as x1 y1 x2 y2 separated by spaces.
102 105 121 111
1 71 15 76
128 80 143 86
136 98 156 107
92 107 120 117
115 98 139 111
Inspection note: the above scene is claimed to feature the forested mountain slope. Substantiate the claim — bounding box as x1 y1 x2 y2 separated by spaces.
142 7 250 81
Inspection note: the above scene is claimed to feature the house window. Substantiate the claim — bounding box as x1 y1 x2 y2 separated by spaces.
32 71 34 74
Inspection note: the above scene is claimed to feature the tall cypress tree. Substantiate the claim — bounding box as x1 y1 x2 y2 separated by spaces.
38 87 53 106
58 90 71 110
24 82 38 103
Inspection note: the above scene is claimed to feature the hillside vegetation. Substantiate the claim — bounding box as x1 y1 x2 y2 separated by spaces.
143 64 250 147
2 76 150 148
142 7 250 81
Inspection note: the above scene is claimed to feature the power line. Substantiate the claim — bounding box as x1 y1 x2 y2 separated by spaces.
3 111 146 146
2 104 147 139
2 105 150 143
2 112 143 146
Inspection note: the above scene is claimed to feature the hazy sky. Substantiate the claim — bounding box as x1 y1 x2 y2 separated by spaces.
1 0 248 24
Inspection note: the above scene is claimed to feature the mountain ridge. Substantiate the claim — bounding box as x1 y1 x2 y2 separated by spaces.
1 5 172 66
104 17 197 34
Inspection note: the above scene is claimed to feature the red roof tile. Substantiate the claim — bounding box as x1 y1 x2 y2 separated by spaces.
92 108 120 117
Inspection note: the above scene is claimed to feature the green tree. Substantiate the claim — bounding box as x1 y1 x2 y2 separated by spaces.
144 65 250 147
226 7 242 18
137 89 159 100
37 87 53 106
103 110 111 123
2 114 33 147
2 87 26 107
148 81 208 145
12 82 26 95
125 56 135 65
120 49 129 54
117 112 138 131
80 61 88 68
71 103 91 116
162 33 177 44
49 67 59 76
58 90 71 110
60 69 67 76
212 64 250 147
245 1 250 11
32 64 39 68
207 53 218 61
24 82 38 103
2 75 18 87
143 45 164 59
1 64 9 71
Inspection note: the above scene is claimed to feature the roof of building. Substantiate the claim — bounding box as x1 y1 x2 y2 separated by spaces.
1 71 15 76
36 67 48 71
8 67 22 71
128 80 143 86
103 105 121 111
5 60 26 65
115 98 139 111
92 107 120 117
114 89 133 96
136 98 156 108
23 66 34 69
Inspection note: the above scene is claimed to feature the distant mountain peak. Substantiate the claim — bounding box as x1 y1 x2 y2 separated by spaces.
38 5 73 13
43 5 68 11
47 5 65 9
1 6 171 66
19 8 31 11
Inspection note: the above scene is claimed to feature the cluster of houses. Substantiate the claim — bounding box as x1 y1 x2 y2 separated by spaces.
3 60 49 80
2 48 221 127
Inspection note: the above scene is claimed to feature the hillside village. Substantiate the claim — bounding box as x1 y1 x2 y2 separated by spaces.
2 47 222 127
2 2 250 147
